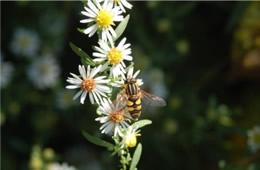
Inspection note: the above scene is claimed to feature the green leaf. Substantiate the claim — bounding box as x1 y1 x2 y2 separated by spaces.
113 15 130 41
125 62 134 72
81 0 88 6
69 42 96 67
132 119 152 129
82 131 114 150
77 28 85 34
130 143 142 170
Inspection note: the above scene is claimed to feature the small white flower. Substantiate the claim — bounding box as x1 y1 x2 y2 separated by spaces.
56 89 78 110
248 126 260 152
112 66 143 87
141 68 168 99
0 53 14 89
123 126 141 148
112 0 133 13
48 162 76 170
9 28 40 58
93 37 132 78
80 0 123 44
95 98 131 137
66 65 111 105
27 54 60 89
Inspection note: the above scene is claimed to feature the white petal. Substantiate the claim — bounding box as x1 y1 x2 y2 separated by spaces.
128 67 133 78
89 92 94 104
69 73 82 81
121 0 132 9
87 65 91 78
89 25 98 37
121 43 131 50
80 91 87 104
84 6 96 16
123 55 132 61
88 0 99 14
93 58 106 62
100 62 109 72
133 70 140 78
117 37 126 49
100 121 110 130
94 46 107 54
105 122 114 134
93 52 107 58
108 26 116 38
95 79 110 84
84 24 98 36
90 65 101 78
66 85 81 89
96 84 110 92
79 65 87 79
81 11 95 18
113 15 124 22
73 90 83 100
92 91 100 105
118 2 126 13
80 18 95 23
94 76 107 80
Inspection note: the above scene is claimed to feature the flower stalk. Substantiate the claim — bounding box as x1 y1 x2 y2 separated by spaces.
67 0 162 169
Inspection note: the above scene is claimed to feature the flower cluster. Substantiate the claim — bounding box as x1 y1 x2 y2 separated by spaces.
66 0 150 169
66 0 137 139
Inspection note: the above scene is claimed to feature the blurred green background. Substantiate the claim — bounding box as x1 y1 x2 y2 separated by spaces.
1 1 260 170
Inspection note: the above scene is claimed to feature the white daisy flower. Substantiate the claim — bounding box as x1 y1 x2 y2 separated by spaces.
80 0 124 44
56 89 78 110
9 28 40 58
248 126 260 152
112 66 143 87
95 98 131 137
93 37 132 78
48 162 76 170
141 68 168 99
66 65 111 105
0 53 14 89
27 54 60 89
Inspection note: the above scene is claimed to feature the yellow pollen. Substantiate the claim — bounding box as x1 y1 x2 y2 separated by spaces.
115 0 121 3
124 133 141 148
81 78 96 92
109 110 125 123
96 10 114 28
108 48 123 65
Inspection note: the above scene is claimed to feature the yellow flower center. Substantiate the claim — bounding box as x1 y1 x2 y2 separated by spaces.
96 10 114 28
19 37 30 49
124 132 141 148
115 0 121 3
108 48 123 65
81 79 96 92
109 110 125 123
253 133 260 144
40 64 49 75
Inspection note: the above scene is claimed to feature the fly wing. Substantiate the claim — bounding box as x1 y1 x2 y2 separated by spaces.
111 90 128 110
140 90 166 107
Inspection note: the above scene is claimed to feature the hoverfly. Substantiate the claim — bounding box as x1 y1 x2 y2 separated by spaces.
114 77 166 120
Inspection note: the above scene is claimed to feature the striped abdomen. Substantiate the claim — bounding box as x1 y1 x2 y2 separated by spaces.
127 94 142 120
125 80 142 120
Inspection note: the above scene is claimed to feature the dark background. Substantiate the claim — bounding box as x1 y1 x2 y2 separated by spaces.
1 1 260 170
